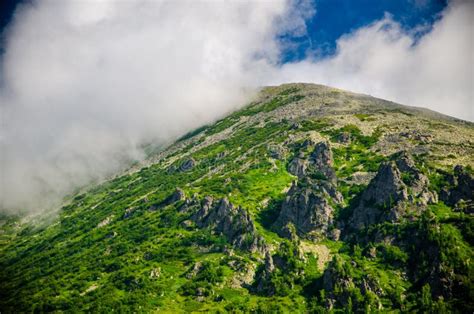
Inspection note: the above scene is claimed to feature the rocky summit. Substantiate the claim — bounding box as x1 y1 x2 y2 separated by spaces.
1 83 473 312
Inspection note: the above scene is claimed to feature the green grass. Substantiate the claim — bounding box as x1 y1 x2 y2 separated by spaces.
354 113 376 122
1 88 473 312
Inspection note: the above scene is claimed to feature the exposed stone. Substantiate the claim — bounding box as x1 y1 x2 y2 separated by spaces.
395 153 438 205
320 256 385 310
350 162 408 229
350 152 438 229
302 139 316 148
347 171 376 185
179 158 196 172
97 215 114 228
223 246 235 257
186 262 203 279
395 152 416 173
308 142 337 184
229 261 256 288
336 131 351 144
288 157 307 178
291 122 301 130
180 219 194 229
264 252 275 273
280 222 299 242
368 246 377 259
160 188 186 207
322 258 355 309
399 130 432 143
267 144 287 160
276 141 342 239
150 267 161 279
274 182 334 238
366 162 407 206
255 252 276 294
440 165 474 213
360 275 384 297
123 207 136 219
328 228 341 241
191 197 266 254
196 288 206 302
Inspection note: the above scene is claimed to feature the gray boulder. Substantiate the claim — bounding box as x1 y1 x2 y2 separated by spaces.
191 197 266 254
309 142 337 184
255 252 276 294
267 144 287 160
277 141 342 239
179 158 196 172
350 162 408 229
440 165 474 212
274 182 334 238
350 152 438 229
161 188 186 207
288 157 307 178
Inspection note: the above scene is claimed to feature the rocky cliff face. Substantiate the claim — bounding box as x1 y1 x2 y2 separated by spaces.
274 142 342 239
440 165 474 212
190 197 266 254
350 153 437 229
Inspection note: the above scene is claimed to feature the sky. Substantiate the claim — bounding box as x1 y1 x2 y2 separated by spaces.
281 0 448 62
0 0 472 213
0 0 451 63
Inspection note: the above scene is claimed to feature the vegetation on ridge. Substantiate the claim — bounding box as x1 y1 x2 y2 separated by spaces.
0 83 473 312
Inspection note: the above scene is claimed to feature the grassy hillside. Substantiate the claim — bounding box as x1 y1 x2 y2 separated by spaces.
1 83 473 312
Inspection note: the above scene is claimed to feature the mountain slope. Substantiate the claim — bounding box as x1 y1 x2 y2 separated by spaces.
1 83 473 312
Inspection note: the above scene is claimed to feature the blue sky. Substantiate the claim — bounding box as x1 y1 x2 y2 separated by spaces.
281 0 447 62
1 0 448 60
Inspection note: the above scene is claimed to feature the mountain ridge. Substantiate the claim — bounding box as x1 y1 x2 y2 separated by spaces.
1 83 473 312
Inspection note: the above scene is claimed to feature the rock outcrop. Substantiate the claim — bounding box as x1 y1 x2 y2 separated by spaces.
267 144 288 160
191 197 266 254
155 188 186 209
274 182 335 238
309 142 337 184
254 252 276 294
440 165 474 213
167 158 196 173
287 141 337 184
350 152 437 229
179 158 196 171
288 152 307 178
275 141 342 239
321 257 383 311
396 153 438 205
157 191 266 254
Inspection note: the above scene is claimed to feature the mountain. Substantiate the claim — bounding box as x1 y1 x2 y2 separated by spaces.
1 83 473 312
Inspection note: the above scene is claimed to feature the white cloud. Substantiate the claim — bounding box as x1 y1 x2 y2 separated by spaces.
272 0 474 121
0 0 472 213
0 0 306 212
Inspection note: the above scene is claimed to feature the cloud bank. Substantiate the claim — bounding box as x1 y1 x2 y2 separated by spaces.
0 0 472 213
0 0 309 212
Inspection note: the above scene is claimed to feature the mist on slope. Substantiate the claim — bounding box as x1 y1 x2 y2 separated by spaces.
0 0 471 213
0 0 312 213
